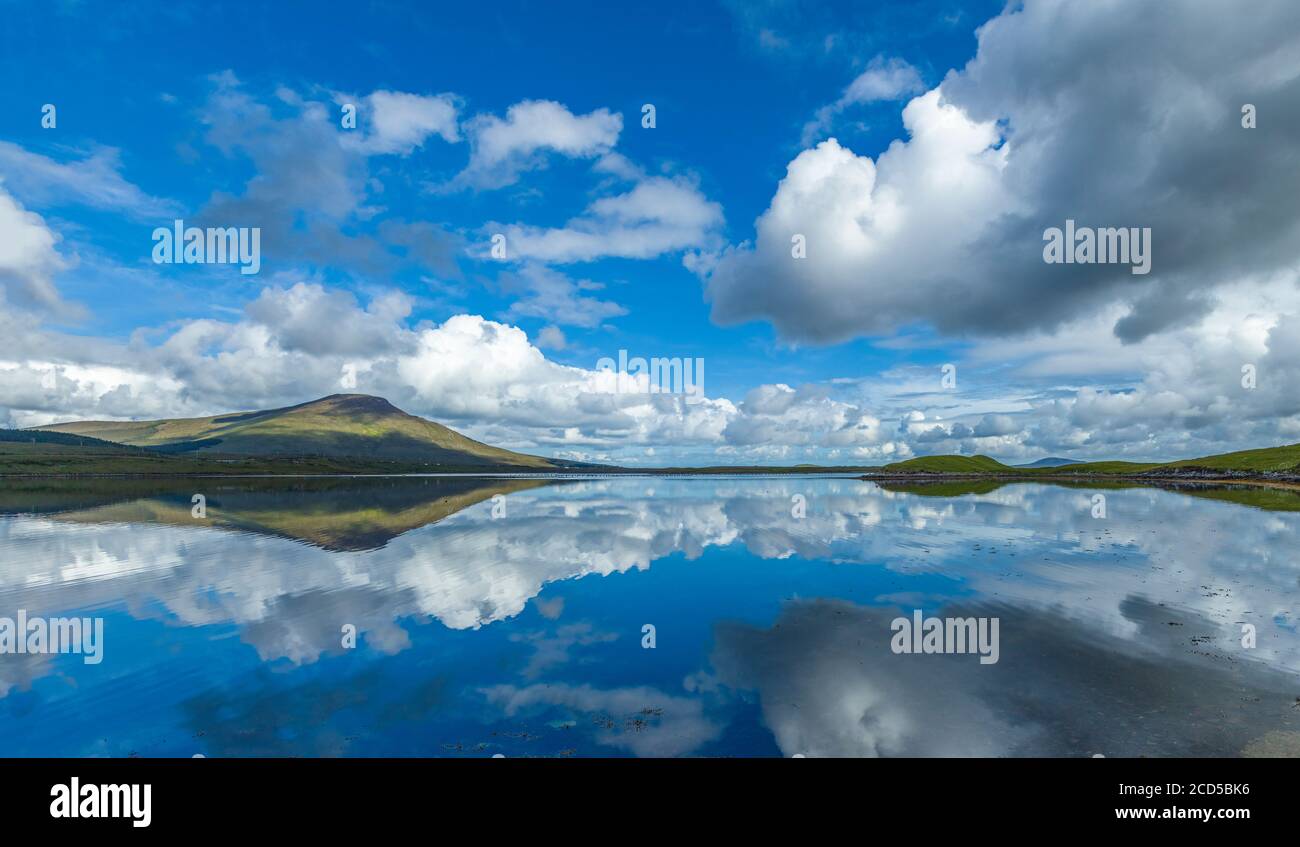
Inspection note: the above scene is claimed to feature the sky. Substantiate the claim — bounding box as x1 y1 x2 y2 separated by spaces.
1 0 1298 466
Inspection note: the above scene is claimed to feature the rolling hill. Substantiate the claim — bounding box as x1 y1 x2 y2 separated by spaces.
0 428 205 474
882 454 1012 474
1158 444 1300 474
878 444 1300 478
32 393 557 469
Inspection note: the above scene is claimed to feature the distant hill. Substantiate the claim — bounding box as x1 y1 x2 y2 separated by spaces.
0 428 190 474
1015 457 1079 468
0 429 155 450
883 454 1011 474
33 394 556 469
877 444 1300 477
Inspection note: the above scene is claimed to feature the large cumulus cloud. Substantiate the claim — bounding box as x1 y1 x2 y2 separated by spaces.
702 0 1300 344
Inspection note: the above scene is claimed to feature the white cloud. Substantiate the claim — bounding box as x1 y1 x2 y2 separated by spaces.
243 281 416 356
0 184 73 316
706 93 1014 344
535 325 567 351
453 100 622 190
497 175 723 262
499 265 627 328
723 383 897 457
842 57 926 103
343 90 460 154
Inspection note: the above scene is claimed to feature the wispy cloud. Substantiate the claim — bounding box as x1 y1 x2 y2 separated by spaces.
0 141 179 219
800 56 925 145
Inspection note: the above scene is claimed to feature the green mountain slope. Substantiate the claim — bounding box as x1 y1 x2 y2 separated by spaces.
34 393 555 469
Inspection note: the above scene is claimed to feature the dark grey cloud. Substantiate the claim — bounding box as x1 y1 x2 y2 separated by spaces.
197 74 464 280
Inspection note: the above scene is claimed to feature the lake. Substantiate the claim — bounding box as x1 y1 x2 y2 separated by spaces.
1 475 1298 757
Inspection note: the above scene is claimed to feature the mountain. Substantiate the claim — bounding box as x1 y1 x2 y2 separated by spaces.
1016 457 1080 468
33 394 556 469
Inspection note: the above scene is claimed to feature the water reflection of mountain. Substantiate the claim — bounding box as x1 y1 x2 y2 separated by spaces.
0 477 553 551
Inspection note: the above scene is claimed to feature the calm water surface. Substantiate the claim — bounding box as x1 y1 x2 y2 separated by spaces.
1 475 1298 757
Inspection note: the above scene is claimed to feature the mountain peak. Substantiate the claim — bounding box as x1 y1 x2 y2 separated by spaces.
299 394 405 416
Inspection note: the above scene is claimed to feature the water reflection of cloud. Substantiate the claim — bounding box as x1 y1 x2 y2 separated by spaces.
482 683 723 757
711 597 1300 757
2 478 1299 700
510 622 618 679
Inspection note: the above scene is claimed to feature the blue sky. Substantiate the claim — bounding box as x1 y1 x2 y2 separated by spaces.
2 0 1299 465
